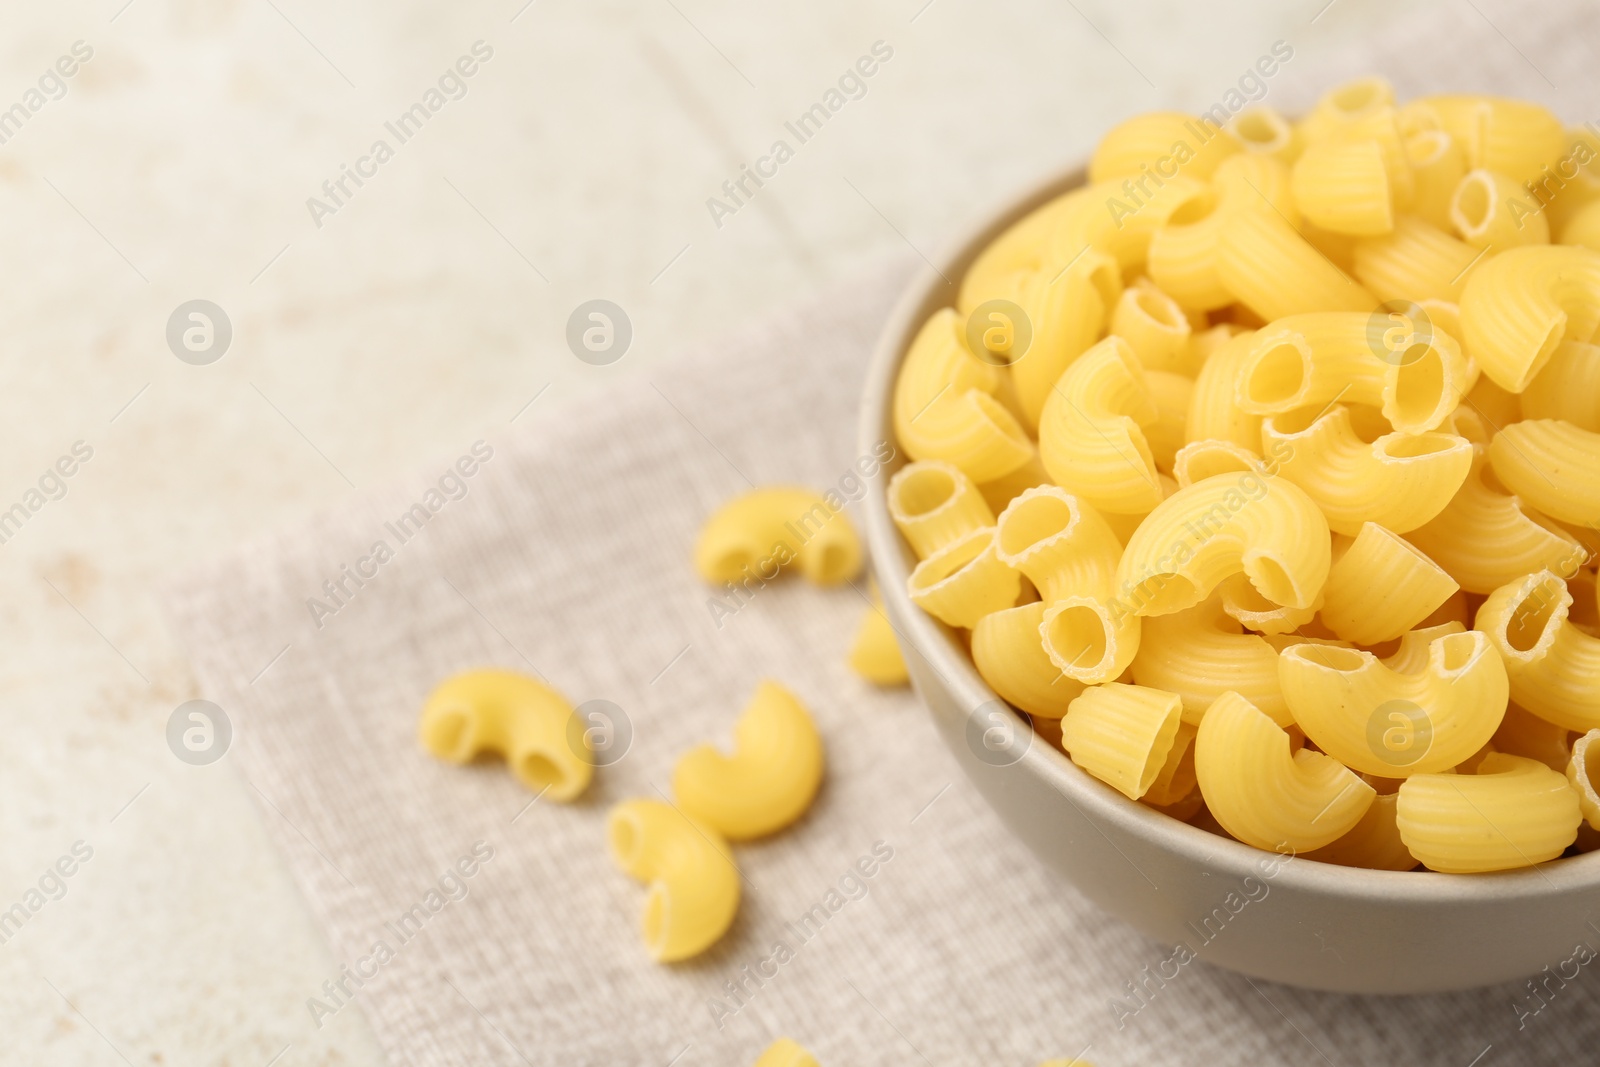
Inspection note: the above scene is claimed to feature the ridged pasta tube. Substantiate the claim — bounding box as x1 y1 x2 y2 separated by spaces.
1423 95 1567 184
993 485 1122 605
1217 572 1319 635
1110 283 1192 373
1261 405 1473 535
1231 105 1299 163
1291 138 1399 235
1185 329 1263 451
1044 177 1211 275
1450 169 1549 249
1172 439 1265 488
1458 244 1600 392
906 526 1020 629
1494 703 1574 772
1318 524 1459 644
893 308 1034 481
1128 594 1291 726
1061 683 1183 800
1477 570 1600 732
1038 336 1164 515
971 602 1085 719
1277 628 1508 776
1406 446 1586 593
1217 210 1376 321
1521 341 1600 432
1566 730 1600 830
1041 595 1143 685
886 460 995 559
419 670 594 800
1195 691 1376 852
1351 215 1480 303
1114 472 1331 617
1488 419 1600 527
607 799 740 961
1089 110 1239 184
695 487 862 587
1236 311 1472 434
1395 753 1581 873
673 681 824 840
1404 130 1466 231
752 1038 820 1067
1303 791 1417 871
994 252 1123 432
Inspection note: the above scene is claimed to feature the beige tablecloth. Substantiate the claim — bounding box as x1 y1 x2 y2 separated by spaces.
163 4 1600 1063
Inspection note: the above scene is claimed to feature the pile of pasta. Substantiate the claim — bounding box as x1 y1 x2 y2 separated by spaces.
889 77 1600 874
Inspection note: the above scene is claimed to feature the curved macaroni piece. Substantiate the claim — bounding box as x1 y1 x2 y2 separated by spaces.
1147 155 1298 312
673 681 824 840
1493 702 1573 772
907 526 1020 629
1303 791 1417 871
752 1039 820 1067
419 670 593 800
1291 138 1398 235
1230 105 1299 163
607 799 740 961
1560 198 1600 252
1236 311 1472 434
1450 168 1550 249
1567 730 1600 830
1129 595 1291 726
1061 683 1183 800
977 453 1052 514
1477 570 1600 732
1298 76 1397 144
1111 282 1192 373
1143 722 1199 807
1419 94 1567 184
960 191 1081 314
1488 419 1600 527
1115 472 1331 616
1395 753 1581 873
1406 447 1586 592
1521 341 1600 432
1351 215 1480 304
1261 405 1473 535
1041 595 1143 685
1277 628 1508 776
1217 572 1319 635
1045 177 1211 275
1217 205 1377 321
893 308 1033 481
1172 439 1264 488
1377 620 1464 673
989 253 1123 431
1188 321 1247 366
1089 110 1239 184
1142 369 1192 473
1195 691 1376 852
1038 336 1165 515
1405 130 1467 231
1318 523 1459 644
1185 329 1263 450
1458 244 1600 392
848 595 909 687
972 602 1086 718
887 460 995 559
696 487 862 587
994 485 1122 604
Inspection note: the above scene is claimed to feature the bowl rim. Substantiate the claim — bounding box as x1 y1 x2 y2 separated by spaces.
857 162 1600 904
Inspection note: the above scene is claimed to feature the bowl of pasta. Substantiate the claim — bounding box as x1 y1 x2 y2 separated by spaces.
860 77 1600 993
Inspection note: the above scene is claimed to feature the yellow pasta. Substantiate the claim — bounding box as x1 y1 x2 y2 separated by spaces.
1195 691 1376 852
1230 105 1299 164
1041 594 1143 685
1144 722 1199 807
1089 110 1239 185
1037 178 1210 279
1217 572 1319 635
960 191 1080 314
1421 95 1567 185
1449 169 1549 249
893 308 1034 481
1493 703 1573 772
607 798 740 961
977 453 1053 514
752 1039 820 1067
1395 753 1581 873
1291 138 1397 235
1236 311 1472 433
1303 791 1416 871
1142 369 1192 472
695 487 862 588
972 602 1085 718
994 485 1122 604
1114 472 1331 616
419 670 594 800
673 681 824 840
1184 329 1263 450
887 460 995 559
848 594 909 686
1318 523 1459 644
1351 216 1481 303
1405 130 1467 231
1487 419 1600 526
1559 198 1600 253
1478 570 1600 732
1567 730 1600 830
1261 405 1473 535
1277 628 1508 776
1521 341 1600 432
1457 244 1600 392
1037 336 1164 515
1128 594 1291 726
1110 282 1192 373
1217 209 1377 321
1061 683 1183 800
1172 439 1265 488
906 526 1020 629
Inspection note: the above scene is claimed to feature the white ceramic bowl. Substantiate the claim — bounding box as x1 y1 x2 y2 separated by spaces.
858 166 1600 994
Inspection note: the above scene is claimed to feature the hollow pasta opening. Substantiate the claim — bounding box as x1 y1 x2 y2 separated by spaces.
517 751 567 792
1244 341 1308 408
1134 287 1184 331
1166 187 1219 226
997 492 1076 558
1436 631 1479 672
1295 643 1368 672
1086 258 1121 311
1175 441 1258 484
1390 348 1448 427
1451 173 1493 237
1382 431 1459 461
1568 572 1600 630
1232 108 1289 153
1328 76 1389 117
1504 575 1567 653
910 529 991 590
971 390 1032 453
891 465 956 518
1044 603 1110 675
1243 554 1301 609
1269 403 1327 437
1404 130 1450 167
